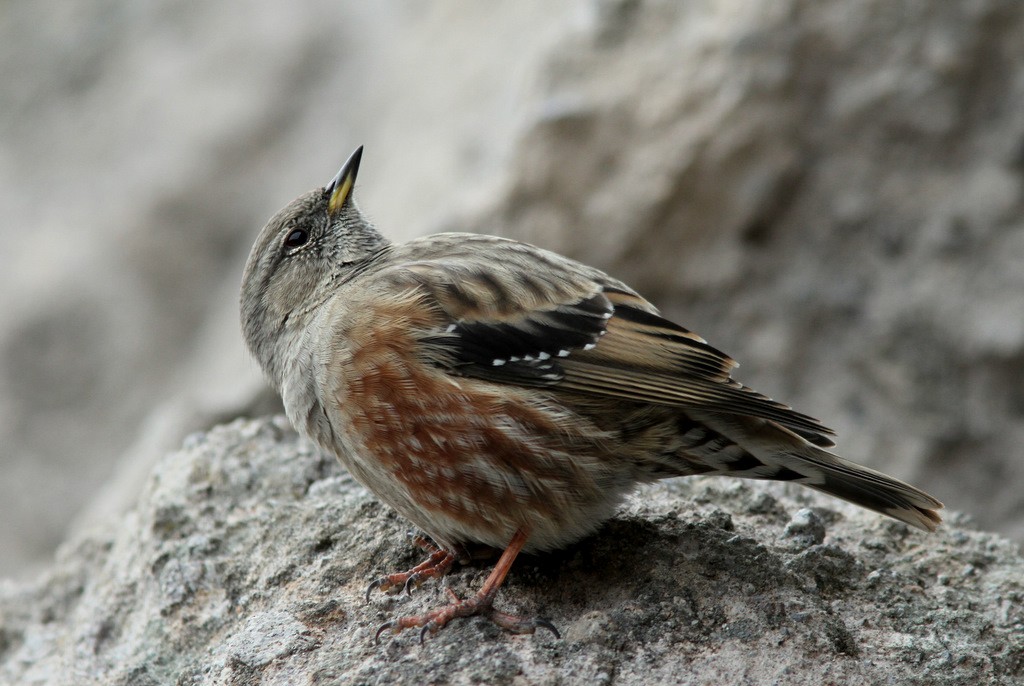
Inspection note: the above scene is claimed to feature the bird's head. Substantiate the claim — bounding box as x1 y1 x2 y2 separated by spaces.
240 146 388 380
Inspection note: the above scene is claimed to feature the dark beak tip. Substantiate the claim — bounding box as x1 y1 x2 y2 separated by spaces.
328 145 364 192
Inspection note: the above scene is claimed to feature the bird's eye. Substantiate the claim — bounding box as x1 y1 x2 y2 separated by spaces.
283 228 309 249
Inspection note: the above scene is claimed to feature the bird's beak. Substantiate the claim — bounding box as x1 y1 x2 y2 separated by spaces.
327 146 363 216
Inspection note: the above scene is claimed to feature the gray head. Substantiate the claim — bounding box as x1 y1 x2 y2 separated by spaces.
240 146 389 382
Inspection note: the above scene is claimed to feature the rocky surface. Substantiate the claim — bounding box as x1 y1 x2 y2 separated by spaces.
1 417 1021 685
2 0 1023 634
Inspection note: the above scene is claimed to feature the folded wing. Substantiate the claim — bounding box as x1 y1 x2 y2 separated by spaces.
388 235 836 447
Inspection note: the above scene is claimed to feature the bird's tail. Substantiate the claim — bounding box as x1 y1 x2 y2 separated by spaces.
691 412 943 532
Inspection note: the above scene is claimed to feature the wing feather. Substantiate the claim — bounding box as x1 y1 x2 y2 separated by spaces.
380 233 835 445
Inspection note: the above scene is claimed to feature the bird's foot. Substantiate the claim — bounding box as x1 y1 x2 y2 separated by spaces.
374 587 559 644
365 546 456 602
371 528 559 644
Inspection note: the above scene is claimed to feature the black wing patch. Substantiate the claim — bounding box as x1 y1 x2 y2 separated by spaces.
419 283 835 447
423 292 613 386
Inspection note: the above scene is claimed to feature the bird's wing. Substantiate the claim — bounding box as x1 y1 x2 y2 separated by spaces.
380 234 835 446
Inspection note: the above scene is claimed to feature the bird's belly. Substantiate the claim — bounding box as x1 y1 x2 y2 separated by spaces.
323 351 632 551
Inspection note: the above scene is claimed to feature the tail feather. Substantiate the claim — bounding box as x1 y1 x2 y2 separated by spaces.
802 460 942 532
688 411 943 532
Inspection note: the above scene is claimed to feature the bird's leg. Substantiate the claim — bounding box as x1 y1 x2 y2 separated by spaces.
365 544 456 602
407 532 442 554
374 528 560 643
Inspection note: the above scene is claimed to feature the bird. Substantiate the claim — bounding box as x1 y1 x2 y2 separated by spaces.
240 146 942 643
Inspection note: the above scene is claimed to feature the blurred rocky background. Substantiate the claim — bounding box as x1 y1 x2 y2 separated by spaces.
1 0 1023 583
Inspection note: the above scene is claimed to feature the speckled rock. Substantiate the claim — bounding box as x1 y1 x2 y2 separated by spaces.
0 418 1020 685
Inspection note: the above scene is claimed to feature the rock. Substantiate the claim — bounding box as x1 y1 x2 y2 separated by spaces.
1 417 1021 684
783 509 828 549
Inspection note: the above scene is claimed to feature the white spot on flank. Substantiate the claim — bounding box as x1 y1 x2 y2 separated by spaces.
509 356 521 362
557 349 570 357
583 343 596 350
523 355 534 361
537 352 551 360
446 324 457 333
602 311 613 319
493 359 507 366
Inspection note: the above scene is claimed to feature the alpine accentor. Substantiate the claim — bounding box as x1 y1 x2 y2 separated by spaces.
240 146 942 642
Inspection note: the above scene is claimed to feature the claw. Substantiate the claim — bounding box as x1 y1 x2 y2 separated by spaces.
486 607 560 636
419 623 434 644
374 621 396 645
533 618 561 639
402 573 421 596
365 578 383 604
